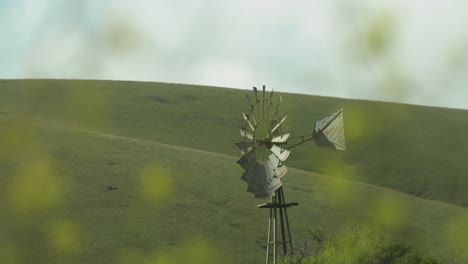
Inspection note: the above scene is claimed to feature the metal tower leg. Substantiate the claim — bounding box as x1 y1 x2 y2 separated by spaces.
281 188 294 250
259 187 298 264
278 188 287 254
273 194 277 264
266 205 272 264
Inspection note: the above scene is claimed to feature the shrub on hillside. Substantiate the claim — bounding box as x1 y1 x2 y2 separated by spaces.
281 227 442 264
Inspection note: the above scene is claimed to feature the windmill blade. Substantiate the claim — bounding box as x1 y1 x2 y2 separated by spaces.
266 88 273 128
253 87 259 102
235 142 253 153
244 156 277 198
262 85 266 119
268 102 278 127
274 165 288 178
241 158 257 183
313 109 346 150
267 151 287 178
247 163 272 198
240 128 253 140
270 144 291 161
242 112 255 131
269 176 282 191
265 154 280 178
271 133 290 143
253 87 260 118
265 154 283 190
236 151 255 169
271 113 287 134
269 97 280 118
267 153 281 168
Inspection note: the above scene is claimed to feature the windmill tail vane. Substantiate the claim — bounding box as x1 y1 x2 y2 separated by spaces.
287 109 347 150
312 109 346 150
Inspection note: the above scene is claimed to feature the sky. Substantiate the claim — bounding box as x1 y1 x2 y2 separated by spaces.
1 0 468 109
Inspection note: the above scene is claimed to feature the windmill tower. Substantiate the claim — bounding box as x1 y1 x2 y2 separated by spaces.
236 86 346 264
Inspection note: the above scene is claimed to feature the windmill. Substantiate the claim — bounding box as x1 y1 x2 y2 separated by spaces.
236 86 346 264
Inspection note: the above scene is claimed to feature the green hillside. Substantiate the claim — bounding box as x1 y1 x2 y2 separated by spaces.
1 79 468 263
1 79 467 207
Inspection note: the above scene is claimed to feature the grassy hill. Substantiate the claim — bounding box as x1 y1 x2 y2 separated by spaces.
1 79 468 263
2 79 467 207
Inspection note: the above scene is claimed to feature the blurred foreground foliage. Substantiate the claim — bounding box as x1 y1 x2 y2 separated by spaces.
282 227 450 264
116 238 220 264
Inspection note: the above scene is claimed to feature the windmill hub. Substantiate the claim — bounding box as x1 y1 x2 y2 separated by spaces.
256 138 273 149
253 120 271 164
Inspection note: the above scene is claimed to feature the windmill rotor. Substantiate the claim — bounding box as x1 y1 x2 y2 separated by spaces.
236 86 290 199
236 88 347 198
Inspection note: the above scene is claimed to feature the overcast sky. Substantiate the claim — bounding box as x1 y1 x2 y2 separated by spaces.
1 0 468 109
